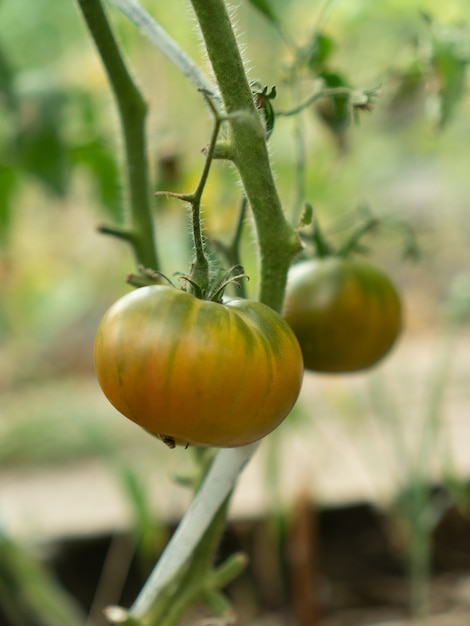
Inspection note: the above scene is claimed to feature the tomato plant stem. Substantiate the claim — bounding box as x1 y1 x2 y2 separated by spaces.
130 444 258 621
278 86 354 117
190 0 301 312
156 98 227 296
143 499 237 626
76 0 159 270
187 100 224 295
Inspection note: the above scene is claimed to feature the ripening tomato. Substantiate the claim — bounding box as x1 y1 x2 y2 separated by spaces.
94 285 304 448
283 257 402 373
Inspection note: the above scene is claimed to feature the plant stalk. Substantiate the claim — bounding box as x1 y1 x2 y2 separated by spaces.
187 103 224 295
77 0 158 269
190 0 301 312
129 443 258 619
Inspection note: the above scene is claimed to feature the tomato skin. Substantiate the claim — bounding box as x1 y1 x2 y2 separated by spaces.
94 285 303 448
283 257 402 373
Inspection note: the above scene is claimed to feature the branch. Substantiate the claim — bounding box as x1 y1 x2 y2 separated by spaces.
129 443 258 619
77 0 158 269
190 0 301 312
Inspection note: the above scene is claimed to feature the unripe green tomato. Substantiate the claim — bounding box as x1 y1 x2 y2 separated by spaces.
283 257 402 373
94 285 304 448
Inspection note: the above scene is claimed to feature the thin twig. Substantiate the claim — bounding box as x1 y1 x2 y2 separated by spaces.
277 86 353 117
107 0 218 97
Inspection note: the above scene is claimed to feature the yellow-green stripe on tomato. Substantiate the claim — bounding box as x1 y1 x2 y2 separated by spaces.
283 257 402 373
94 285 304 448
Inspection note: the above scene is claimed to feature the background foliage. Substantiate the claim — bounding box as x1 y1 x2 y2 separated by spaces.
0 0 469 623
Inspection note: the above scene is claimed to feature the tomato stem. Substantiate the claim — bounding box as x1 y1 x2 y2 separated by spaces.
129 446 258 623
155 95 229 298
189 98 224 291
190 0 301 312
277 85 378 118
76 0 159 271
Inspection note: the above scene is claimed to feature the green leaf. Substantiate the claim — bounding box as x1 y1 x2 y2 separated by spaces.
319 70 350 91
0 165 16 240
306 32 335 72
298 202 313 227
0 44 16 111
69 139 122 220
432 35 468 128
315 71 351 149
19 128 68 195
17 89 69 195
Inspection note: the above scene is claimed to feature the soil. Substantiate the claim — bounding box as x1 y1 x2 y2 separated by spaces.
2 498 468 626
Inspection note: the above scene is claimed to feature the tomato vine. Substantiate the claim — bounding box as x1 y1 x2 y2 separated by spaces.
77 0 305 623
77 0 158 270
75 0 413 623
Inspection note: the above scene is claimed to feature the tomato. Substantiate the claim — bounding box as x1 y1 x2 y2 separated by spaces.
94 285 303 448
283 257 402 373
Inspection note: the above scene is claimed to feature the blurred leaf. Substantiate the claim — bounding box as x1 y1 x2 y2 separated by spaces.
73 88 100 129
69 140 122 219
17 89 69 195
420 10 433 27
246 0 279 26
432 33 468 128
19 126 68 195
306 32 335 72
0 44 16 111
315 71 351 152
298 202 313 227
0 531 87 626
0 165 17 240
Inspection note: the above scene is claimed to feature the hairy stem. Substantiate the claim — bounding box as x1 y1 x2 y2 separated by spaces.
77 0 158 269
190 0 301 312
187 103 224 294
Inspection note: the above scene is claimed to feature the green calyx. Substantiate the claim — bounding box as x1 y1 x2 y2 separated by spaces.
126 264 249 303
182 263 249 302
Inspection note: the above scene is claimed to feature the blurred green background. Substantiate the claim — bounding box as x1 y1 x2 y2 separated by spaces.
0 0 469 534
1 1 470 625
